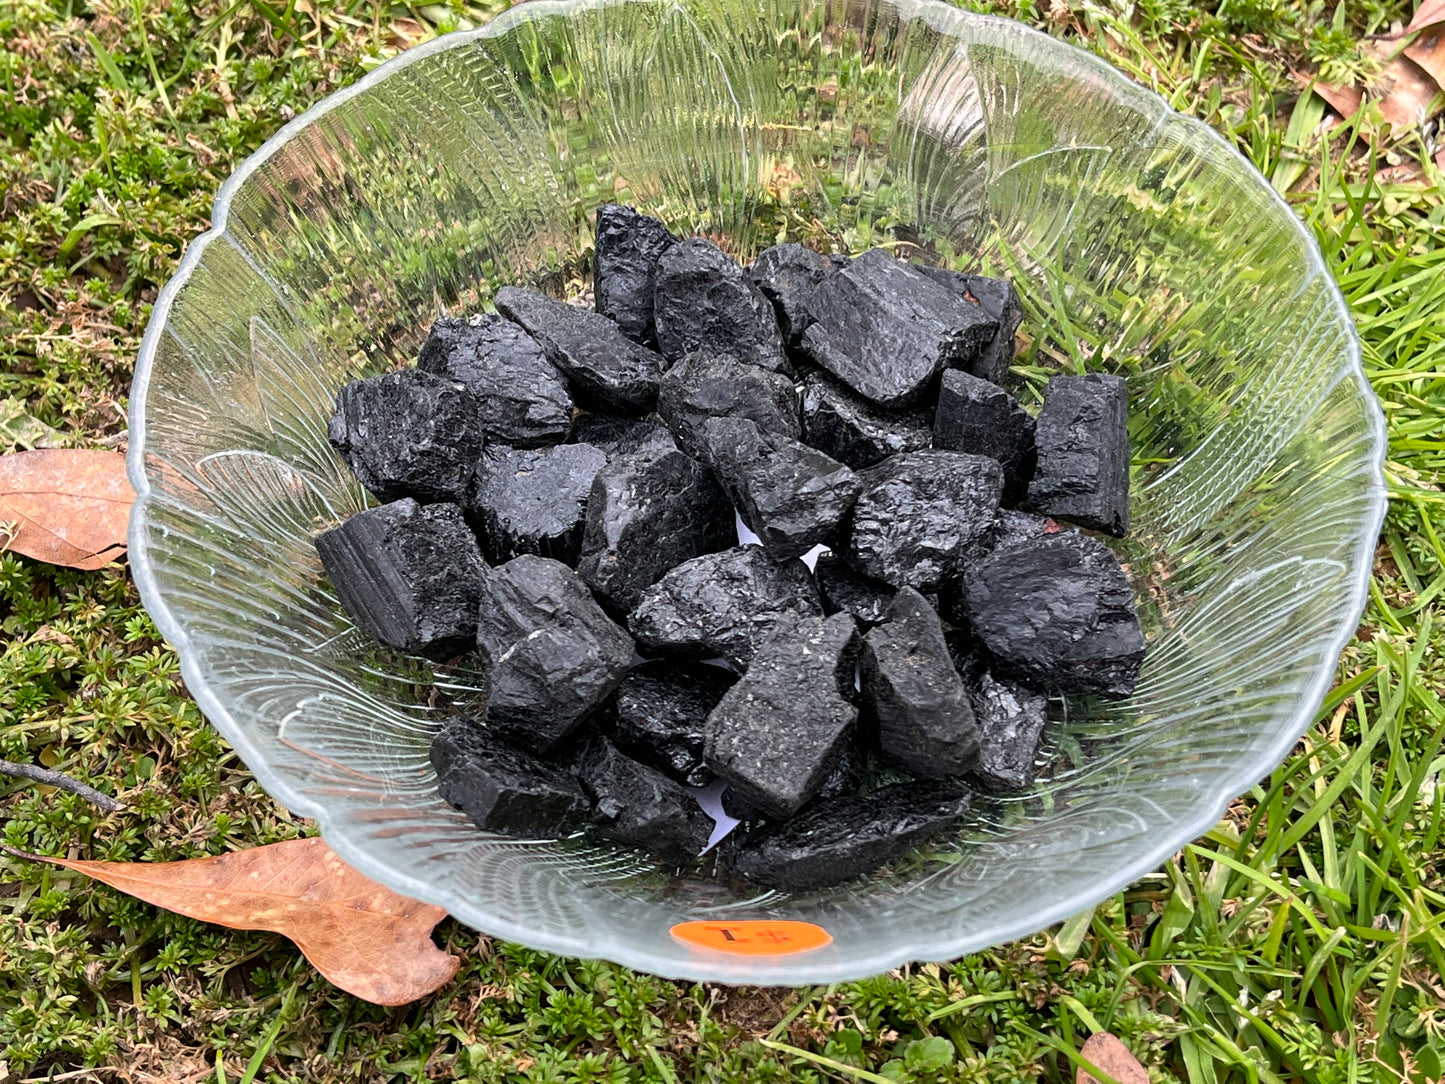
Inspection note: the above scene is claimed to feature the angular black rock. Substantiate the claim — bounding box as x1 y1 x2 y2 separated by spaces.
799 248 998 406
656 351 800 459
704 612 860 820
962 532 1145 698
859 588 979 778
723 781 971 891
475 555 636 753
593 204 676 345
933 369 1037 499
576 737 714 864
848 450 1004 593
467 442 607 566
1027 373 1130 536
698 417 861 560
569 413 677 459
494 286 665 413
995 508 1061 549
915 266 1023 385
315 499 486 660
966 667 1050 794
652 238 787 373
327 369 485 504
749 242 831 347
416 313 573 447
813 551 896 629
609 661 735 787
576 442 735 615
798 371 934 470
719 735 863 821
629 545 823 667
430 716 592 837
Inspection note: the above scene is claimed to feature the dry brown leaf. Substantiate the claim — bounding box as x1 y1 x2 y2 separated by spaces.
1368 49 1443 128
6 837 459 1006
1298 71 1365 119
1406 0 1445 33
0 449 133 569
1076 1032 1150 1084
1405 23 1445 89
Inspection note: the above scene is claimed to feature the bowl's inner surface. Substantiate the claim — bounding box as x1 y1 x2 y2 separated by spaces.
131 0 1383 980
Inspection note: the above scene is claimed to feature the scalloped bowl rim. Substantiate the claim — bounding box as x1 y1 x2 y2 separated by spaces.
127 0 1388 981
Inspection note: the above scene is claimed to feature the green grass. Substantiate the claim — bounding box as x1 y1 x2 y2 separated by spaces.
2 0 1444 1081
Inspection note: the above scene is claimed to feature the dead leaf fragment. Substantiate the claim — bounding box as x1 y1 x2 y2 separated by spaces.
1404 24 1445 89
1367 47 1443 128
6 837 458 1005
1406 0 1445 34
1076 1032 1149 1084
1298 72 1364 120
0 449 134 569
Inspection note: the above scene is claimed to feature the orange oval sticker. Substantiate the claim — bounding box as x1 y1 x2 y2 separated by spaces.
670 920 832 956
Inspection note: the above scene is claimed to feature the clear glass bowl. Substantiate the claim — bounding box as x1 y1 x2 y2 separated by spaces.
128 0 1386 982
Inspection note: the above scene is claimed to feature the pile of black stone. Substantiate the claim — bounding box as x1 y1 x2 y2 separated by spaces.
314 205 1145 892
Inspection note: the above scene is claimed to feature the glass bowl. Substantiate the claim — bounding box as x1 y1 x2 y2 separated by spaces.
127 0 1386 982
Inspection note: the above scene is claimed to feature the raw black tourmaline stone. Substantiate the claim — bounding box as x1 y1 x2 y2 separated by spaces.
962 532 1145 698
475 555 636 753
704 612 860 820
860 587 979 778
494 286 665 413
609 661 735 787
577 442 735 615
467 442 607 566
576 737 714 864
652 238 787 374
316 499 487 660
749 242 832 347
569 414 677 459
933 369 1037 499
995 508 1061 549
965 667 1050 794
799 248 999 407
698 417 861 560
798 371 934 470
656 351 800 459
593 204 676 345
720 735 863 821
723 781 971 891
848 450 1003 593
417 313 573 447
915 266 1023 385
327 369 485 504
629 545 823 667
1028 373 1130 537
430 716 592 837
813 551 897 629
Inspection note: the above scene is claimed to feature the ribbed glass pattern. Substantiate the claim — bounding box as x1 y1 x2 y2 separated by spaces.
128 0 1386 982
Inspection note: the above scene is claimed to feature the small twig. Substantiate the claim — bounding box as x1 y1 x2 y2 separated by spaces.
0 759 124 812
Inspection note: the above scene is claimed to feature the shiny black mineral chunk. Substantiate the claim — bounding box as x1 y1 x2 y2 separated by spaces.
416 313 573 447
848 450 1003 593
723 781 971 891
430 716 592 837
799 248 998 406
962 532 1145 698
813 551 896 629
327 369 484 504
914 266 1023 385
467 442 607 565
652 238 787 374
799 371 934 470
704 613 860 820
719 736 863 821
577 442 735 615
965 667 1050 794
933 369 1037 499
749 242 831 347
629 545 822 667
315 499 486 660
593 204 676 345
860 588 979 778
609 661 735 787
569 414 677 459
576 737 713 864
494 286 665 413
1028 373 1130 537
475 555 636 753
698 417 861 560
995 508 1062 549
656 351 800 459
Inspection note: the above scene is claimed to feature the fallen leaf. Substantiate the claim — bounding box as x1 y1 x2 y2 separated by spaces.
0 449 133 569
4 837 459 1005
1369 49 1443 128
1076 1032 1149 1084
1405 23 1445 89
1298 71 1364 119
1406 0 1445 33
